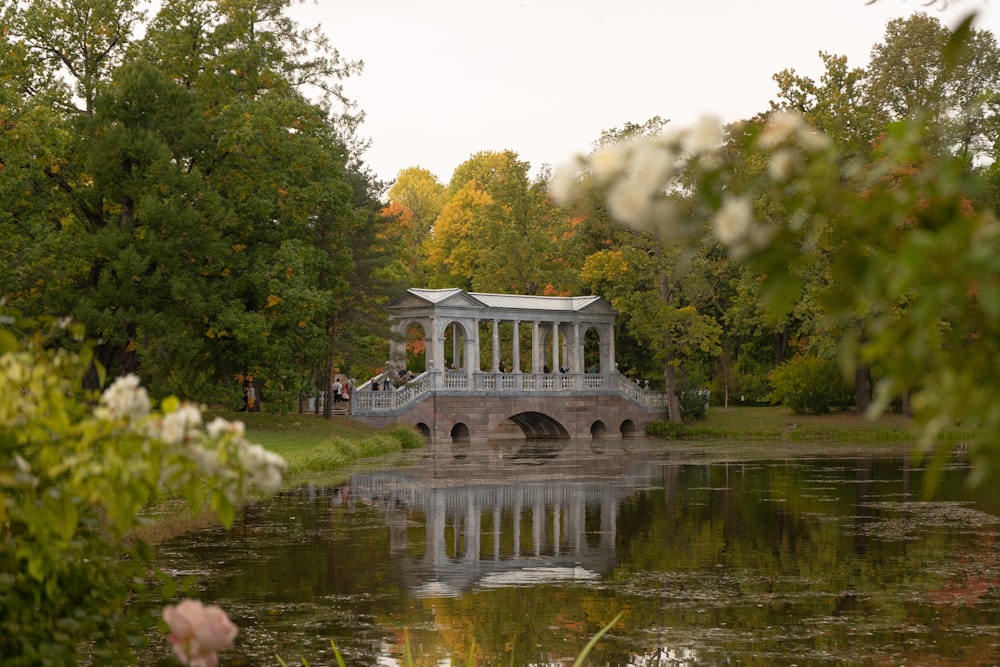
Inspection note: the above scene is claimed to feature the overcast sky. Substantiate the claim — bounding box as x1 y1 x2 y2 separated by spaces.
286 0 1000 185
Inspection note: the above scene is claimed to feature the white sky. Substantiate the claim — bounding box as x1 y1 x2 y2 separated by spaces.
286 0 1000 185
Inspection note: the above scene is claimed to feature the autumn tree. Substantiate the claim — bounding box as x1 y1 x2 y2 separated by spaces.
424 150 580 295
381 167 446 286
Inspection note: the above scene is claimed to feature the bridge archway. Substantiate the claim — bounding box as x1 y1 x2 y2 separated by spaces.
501 411 570 440
590 420 608 438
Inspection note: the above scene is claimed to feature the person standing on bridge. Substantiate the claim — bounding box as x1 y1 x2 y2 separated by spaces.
332 377 343 405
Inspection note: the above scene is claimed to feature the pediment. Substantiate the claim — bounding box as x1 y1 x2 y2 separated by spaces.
386 288 483 311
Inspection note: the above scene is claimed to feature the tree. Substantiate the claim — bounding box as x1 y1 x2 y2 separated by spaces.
581 239 722 422
0 0 366 408
864 13 1000 163
382 167 446 286
423 150 580 295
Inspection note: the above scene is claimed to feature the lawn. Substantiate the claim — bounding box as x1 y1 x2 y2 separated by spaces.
210 410 380 456
689 405 919 441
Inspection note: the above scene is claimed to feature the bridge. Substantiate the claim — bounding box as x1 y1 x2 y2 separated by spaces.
349 288 668 443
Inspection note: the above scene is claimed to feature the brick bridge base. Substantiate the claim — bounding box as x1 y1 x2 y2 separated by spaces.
352 392 666 444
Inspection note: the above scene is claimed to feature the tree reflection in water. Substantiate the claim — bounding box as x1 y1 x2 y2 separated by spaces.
151 439 1000 666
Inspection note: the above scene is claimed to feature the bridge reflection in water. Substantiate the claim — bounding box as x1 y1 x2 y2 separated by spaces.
335 439 661 597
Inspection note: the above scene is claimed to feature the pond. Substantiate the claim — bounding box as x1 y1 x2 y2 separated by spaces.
151 438 1000 666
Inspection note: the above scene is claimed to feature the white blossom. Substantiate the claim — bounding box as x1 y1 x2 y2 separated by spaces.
713 196 754 245
206 417 245 440
683 115 723 155
630 140 676 197
606 177 651 229
589 141 632 186
96 374 151 422
238 443 287 492
155 403 203 445
796 127 832 152
759 110 806 150
768 148 800 182
549 159 586 206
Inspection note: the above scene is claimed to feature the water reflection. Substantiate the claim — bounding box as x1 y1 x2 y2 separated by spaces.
151 439 1000 666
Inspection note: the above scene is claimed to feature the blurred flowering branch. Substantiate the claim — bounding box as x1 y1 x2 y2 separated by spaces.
0 312 286 664
554 103 1000 485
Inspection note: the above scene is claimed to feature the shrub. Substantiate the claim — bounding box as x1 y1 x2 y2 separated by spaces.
680 388 710 421
769 356 854 415
0 315 286 665
646 420 685 439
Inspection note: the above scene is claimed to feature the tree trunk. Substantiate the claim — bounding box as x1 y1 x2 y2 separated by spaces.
855 364 873 413
719 349 731 408
322 337 335 420
774 323 790 365
664 354 682 423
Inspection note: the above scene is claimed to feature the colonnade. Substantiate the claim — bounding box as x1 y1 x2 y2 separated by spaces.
385 289 617 384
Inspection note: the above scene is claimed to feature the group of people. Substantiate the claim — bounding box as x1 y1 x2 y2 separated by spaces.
331 377 351 405
370 365 413 391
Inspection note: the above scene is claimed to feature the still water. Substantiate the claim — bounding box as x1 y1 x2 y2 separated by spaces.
153 438 1000 666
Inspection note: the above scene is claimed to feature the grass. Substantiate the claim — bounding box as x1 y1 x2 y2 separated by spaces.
682 405 919 442
208 410 425 487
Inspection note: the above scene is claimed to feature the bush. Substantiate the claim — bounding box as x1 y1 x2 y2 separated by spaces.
769 356 854 415
680 388 710 421
0 315 286 665
646 420 685 439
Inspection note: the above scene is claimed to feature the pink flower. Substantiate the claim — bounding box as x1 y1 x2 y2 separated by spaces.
163 599 238 667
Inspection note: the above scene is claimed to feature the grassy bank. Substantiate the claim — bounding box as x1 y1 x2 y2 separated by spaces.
684 405 919 441
212 411 425 487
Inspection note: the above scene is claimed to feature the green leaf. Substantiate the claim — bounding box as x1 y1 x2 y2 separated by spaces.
572 611 623 667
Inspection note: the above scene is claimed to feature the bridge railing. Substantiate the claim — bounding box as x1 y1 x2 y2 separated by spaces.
350 370 668 415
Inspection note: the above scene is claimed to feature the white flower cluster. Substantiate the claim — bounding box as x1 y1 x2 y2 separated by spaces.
550 111 834 261
95 374 286 496
95 373 152 422
150 403 203 446
551 116 724 235
712 196 772 260
237 442 286 493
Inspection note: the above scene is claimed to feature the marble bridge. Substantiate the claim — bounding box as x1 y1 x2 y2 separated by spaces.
349 288 668 444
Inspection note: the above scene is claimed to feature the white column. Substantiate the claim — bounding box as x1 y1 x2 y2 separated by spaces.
512 320 521 373
572 321 581 373
551 321 560 373
467 320 479 380
429 316 442 374
531 321 541 373
491 319 500 372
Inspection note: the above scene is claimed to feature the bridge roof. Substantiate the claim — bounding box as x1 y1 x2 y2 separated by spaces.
397 288 612 314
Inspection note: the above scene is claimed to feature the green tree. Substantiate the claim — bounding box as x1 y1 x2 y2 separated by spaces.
864 12 1000 163
1 0 367 408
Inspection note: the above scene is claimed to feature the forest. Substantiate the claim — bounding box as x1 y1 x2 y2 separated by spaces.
3 1 1000 445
